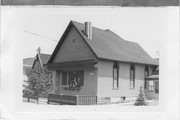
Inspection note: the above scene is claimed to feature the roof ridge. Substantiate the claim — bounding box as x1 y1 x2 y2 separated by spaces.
71 20 138 45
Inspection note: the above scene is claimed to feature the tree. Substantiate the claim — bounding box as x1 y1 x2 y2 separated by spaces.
134 86 147 106
23 67 53 103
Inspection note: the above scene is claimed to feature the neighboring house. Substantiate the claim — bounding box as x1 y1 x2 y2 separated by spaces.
23 57 34 82
145 65 159 99
23 58 35 67
31 48 53 97
32 47 51 72
47 21 158 105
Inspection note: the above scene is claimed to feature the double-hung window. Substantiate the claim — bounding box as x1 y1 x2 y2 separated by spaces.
113 63 119 89
148 80 154 91
130 64 135 89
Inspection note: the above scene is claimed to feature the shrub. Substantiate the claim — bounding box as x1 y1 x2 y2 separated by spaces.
134 86 147 106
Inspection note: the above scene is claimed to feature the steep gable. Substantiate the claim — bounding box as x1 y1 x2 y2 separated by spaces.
52 26 96 63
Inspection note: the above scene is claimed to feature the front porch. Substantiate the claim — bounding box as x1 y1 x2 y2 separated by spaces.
47 59 98 105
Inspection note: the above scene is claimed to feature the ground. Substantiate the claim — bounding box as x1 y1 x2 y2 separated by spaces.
23 97 159 106
1 98 159 120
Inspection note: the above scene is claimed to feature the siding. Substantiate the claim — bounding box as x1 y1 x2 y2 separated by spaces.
53 26 96 63
54 68 98 96
96 60 146 98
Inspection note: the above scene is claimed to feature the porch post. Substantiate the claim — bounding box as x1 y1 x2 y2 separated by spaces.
51 71 56 94
76 95 79 105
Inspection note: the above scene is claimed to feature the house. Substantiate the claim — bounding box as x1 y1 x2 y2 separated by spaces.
32 47 51 72
145 65 159 99
47 21 158 105
23 57 34 82
23 58 35 67
31 48 53 97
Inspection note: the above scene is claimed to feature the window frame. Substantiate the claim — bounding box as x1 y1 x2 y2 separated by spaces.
148 80 154 92
113 62 119 90
129 64 135 89
62 70 84 88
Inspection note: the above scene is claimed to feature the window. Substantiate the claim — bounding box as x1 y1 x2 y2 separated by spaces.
62 71 84 90
148 80 154 91
155 81 159 94
113 63 119 89
130 64 135 89
144 65 149 89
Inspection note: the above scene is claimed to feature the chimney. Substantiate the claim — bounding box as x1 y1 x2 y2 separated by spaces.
84 22 92 40
37 47 41 54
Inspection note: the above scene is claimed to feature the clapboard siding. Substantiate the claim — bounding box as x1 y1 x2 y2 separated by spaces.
96 60 146 98
53 26 96 63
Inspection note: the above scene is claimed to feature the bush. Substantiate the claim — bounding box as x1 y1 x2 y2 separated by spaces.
23 68 53 103
134 86 147 106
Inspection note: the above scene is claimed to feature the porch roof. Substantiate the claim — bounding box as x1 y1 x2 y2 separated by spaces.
145 74 159 80
47 59 97 70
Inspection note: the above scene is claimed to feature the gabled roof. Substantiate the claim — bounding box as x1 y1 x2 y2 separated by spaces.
32 53 51 69
23 58 34 66
48 21 158 65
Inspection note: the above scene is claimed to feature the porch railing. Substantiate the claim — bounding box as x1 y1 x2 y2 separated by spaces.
78 96 97 105
47 94 97 105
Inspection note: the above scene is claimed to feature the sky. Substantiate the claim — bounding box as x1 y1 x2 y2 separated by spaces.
3 7 167 59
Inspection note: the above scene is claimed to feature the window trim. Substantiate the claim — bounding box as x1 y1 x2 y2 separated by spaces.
129 64 135 89
112 62 119 90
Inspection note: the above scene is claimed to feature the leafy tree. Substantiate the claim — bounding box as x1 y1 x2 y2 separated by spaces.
134 86 147 106
23 67 53 103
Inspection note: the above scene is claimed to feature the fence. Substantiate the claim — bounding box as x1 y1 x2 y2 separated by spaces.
47 94 97 105
78 96 97 105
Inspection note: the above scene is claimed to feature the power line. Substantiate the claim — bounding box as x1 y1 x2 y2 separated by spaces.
23 30 58 42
